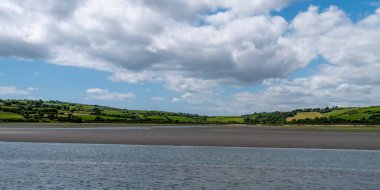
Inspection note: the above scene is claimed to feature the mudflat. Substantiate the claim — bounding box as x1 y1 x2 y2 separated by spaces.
0 124 379 149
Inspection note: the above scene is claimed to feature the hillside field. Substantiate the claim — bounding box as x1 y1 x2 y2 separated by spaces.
207 116 245 124
285 107 380 124
286 112 323 122
1 99 380 124
0 111 24 120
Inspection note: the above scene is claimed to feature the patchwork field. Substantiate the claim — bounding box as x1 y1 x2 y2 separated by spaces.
285 107 380 123
0 99 206 123
1 99 380 124
286 112 323 122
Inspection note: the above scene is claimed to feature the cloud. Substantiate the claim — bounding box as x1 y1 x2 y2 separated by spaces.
165 76 222 104
85 88 135 100
1 1 380 114
216 76 380 115
213 6 380 114
0 86 36 95
171 97 180 103
26 96 43 100
369 1 380 7
150 96 165 102
26 87 38 91
0 0 300 95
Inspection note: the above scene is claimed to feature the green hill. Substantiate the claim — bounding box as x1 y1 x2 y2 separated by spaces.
286 112 323 122
244 106 380 124
0 111 24 120
0 99 208 123
1 99 379 124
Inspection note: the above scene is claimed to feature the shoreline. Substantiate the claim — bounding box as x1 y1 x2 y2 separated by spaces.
0 124 380 150
1 122 379 128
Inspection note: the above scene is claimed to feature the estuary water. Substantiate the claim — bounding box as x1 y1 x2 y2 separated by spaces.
0 142 379 189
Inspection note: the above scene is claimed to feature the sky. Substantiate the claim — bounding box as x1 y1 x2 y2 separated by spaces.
1 0 380 115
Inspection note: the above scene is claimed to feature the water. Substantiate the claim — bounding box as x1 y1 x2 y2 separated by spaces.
0 142 379 189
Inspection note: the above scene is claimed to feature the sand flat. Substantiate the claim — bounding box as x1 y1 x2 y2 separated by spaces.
0 124 379 149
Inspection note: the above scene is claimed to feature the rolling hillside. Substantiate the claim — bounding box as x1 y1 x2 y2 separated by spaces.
287 107 380 124
1 99 379 124
0 99 234 124
244 106 380 124
0 111 24 120
286 112 323 122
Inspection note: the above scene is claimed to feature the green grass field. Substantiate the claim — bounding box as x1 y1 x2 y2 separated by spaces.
1 99 380 124
101 109 126 116
168 116 197 123
146 115 167 121
322 108 354 117
207 116 244 124
337 113 370 120
285 107 380 123
330 107 380 121
74 114 97 121
74 114 124 122
0 111 24 119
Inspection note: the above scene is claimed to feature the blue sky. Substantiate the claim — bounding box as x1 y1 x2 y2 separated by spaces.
278 0 380 21
1 0 380 115
0 58 181 112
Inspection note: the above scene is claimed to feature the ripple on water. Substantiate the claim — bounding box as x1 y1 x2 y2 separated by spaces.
0 142 379 189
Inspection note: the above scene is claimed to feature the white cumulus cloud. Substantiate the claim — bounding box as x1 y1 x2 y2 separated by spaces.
1 1 380 114
0 86 36 95
86 88 135 100
0 0 300 97
150 96 165 102
213 6 380 114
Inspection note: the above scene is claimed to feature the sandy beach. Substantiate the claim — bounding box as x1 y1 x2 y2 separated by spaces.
0 124 379 149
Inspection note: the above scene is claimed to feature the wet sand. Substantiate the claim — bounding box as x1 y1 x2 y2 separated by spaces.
0 124 379 149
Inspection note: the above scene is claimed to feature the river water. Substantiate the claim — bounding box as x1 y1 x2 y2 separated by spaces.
0 142 379 189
